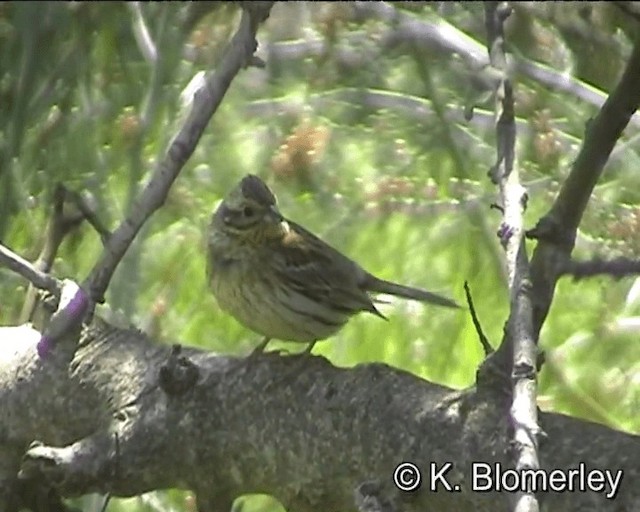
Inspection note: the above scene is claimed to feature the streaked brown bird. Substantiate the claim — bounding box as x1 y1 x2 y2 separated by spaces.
207 174 459 354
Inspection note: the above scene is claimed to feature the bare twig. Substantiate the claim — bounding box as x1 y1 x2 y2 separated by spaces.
129 2 158 64
82 3 274 305
65 189 111 245
464 281 493 356
0 243 60 297
560 257 640 280
0 245 86 358
350 1 640 128
18 185 86 323
485 3 540 512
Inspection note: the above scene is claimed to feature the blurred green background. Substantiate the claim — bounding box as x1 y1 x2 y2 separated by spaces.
0 2 639 511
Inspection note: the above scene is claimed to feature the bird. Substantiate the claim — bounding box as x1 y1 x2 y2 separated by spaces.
206 174 459 355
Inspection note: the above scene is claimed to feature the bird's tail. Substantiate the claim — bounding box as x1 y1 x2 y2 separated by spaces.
364 275 460 309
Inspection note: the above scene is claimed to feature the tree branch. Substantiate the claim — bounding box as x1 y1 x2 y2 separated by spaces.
0 244 60 298
527 35 640 335
350 1 640 128
82 3 274 305
484 3 540 512
0 320 637 512
560 257 640 280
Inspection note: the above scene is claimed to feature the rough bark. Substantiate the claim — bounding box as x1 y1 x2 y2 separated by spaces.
0 320 637 512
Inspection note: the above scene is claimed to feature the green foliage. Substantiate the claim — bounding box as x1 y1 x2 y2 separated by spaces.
1 3 639 511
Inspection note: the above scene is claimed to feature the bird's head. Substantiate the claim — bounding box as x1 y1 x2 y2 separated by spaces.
212 174 285 240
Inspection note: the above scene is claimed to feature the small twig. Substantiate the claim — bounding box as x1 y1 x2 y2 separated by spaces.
65 189 112 245
0 243 60 297
560 256 640 280
350 1 640 128
464 281 493 356
129 2 157 64
18 185 105 323
0 246 89 358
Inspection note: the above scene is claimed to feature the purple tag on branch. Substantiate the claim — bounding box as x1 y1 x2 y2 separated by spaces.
37 280 90 359
36 334 54 358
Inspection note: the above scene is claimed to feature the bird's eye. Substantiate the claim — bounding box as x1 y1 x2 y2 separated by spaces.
243 206 254 217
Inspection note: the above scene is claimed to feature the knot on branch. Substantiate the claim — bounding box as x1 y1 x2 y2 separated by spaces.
511 361 536 381
242 2 275 25
19 441 67 486
525 215 576 250
496 2 513 22
247 55 266 68
497 221 516 248
159 344 199 396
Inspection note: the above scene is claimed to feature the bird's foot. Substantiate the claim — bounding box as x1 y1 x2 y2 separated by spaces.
266 341 318 386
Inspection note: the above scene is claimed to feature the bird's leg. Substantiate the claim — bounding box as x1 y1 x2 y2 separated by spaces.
266 340 319 389
237 337 272 376
302 340 317 355
250 336 271 356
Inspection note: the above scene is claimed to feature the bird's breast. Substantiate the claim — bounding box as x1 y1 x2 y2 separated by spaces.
207 234 350 342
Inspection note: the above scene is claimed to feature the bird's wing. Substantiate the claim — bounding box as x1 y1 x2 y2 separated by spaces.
268 220 384 317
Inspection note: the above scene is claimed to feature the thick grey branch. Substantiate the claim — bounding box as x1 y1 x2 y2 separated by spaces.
0 321 637 512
